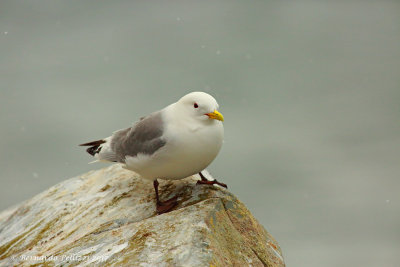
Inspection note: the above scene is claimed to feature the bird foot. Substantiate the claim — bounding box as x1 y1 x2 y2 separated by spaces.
197 179 228 189
156 196 178 214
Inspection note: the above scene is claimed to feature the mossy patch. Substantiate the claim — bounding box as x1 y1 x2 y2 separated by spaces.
103 191 131 209
112 227 154 265
0 219 44 259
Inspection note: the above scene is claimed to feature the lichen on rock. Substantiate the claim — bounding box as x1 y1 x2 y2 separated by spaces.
0 165 285 266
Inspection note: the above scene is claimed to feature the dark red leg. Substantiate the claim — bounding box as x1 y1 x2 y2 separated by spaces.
197 172 228 188
153 179 178 214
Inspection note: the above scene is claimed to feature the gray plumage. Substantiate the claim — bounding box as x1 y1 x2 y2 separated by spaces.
110 111 166 162
80 111 166 162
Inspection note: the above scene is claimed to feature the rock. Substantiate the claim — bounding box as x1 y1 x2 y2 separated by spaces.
0 165 285 266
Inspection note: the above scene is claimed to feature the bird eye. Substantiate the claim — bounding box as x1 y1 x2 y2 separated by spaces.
194 103 199 108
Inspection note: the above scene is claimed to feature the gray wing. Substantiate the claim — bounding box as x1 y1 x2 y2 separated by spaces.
110 111 166 163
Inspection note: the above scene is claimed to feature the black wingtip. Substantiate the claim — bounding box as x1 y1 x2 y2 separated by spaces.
79 139 106 147
79 139 106 156
86 146 99 156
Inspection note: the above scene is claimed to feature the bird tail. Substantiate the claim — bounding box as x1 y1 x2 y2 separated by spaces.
79 137 117 162
79 139 106 156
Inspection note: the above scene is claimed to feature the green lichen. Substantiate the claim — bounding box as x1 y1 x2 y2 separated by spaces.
0 219 44 259
0 212 67 261
103 191 131 209
111 226 154 265
45 188 59 198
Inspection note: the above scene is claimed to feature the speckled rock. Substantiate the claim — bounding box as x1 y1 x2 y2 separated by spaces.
0 165 285 266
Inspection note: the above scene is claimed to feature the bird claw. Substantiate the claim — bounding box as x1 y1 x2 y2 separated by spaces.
156 196 178 214
196 179 228 189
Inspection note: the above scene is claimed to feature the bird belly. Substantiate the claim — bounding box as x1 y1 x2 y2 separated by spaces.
125 123 223 180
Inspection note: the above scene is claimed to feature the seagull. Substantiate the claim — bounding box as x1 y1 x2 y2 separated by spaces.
80 92 227 214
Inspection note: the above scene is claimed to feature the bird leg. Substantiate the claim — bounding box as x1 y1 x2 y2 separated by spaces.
196 172 228 188
153 179 178 214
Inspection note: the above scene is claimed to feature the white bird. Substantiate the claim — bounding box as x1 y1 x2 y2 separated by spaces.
80 92 226 214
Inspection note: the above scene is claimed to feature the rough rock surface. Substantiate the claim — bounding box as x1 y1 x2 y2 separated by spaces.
0 165 285 266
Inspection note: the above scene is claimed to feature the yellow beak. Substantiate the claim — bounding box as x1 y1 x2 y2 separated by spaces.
206 110 224 121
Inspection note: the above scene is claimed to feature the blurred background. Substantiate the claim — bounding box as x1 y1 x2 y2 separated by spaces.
1 1 399 266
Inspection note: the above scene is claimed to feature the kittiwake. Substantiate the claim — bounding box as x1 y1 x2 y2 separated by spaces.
80 92 226 214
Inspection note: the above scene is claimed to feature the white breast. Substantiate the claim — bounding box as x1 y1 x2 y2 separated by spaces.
125 112 224 181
